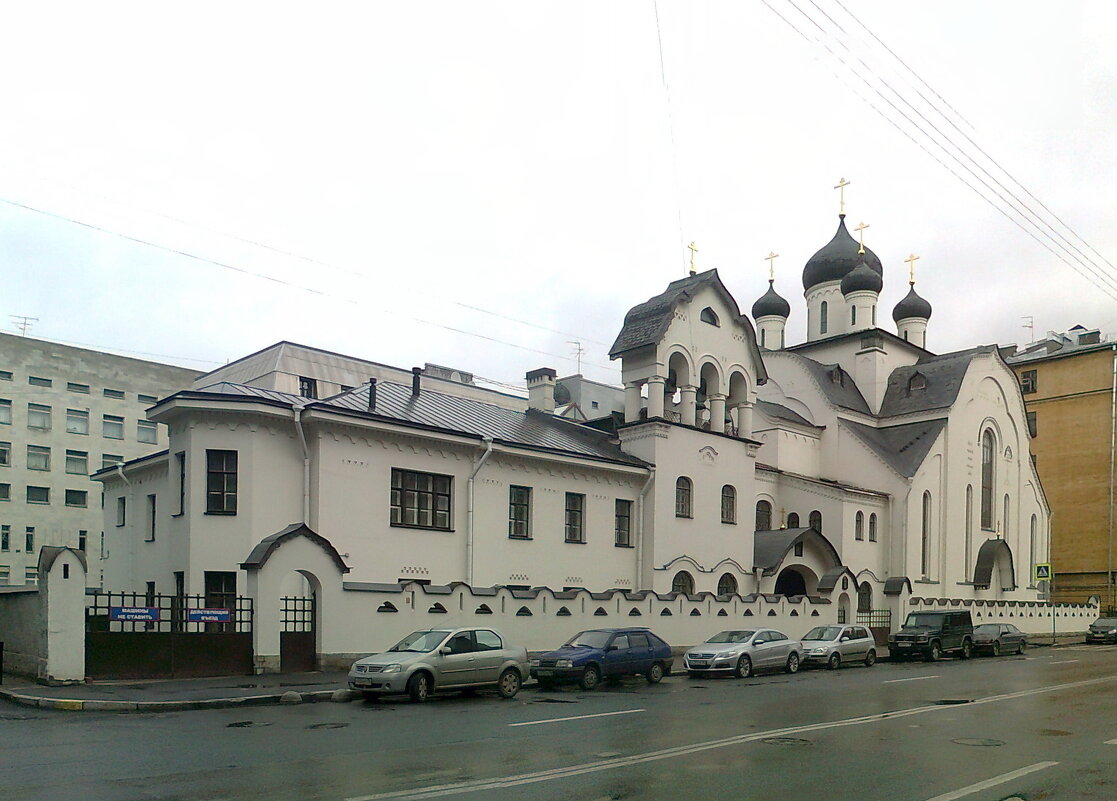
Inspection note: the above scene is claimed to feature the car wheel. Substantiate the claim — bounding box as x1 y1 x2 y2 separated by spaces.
497 669 522 699
992 640 1001 657
785 652 800 674
827 653 841 670
960 639 973 660
1017 639 1026 655
580 665 600 691
926 642 941 662
407 672 432 703
734 654 752 679
646 662 665 684
864 649 877 667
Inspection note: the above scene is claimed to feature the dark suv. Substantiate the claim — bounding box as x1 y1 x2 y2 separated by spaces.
888 610 973 662
1086 617 1117 644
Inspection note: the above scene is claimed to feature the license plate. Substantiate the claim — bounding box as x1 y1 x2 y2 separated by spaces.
536 669 553 676
690 660 708 666
354 678 373 686
897 643 911 648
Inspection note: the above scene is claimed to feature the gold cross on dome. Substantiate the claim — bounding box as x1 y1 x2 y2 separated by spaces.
854 221 870 255
834 177 850 215
905 253 921 285
765 251 779 281
688 241 698 275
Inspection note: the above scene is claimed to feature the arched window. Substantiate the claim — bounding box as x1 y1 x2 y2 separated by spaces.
675 477 692 518
857 582 873 613
1030 514 1038 584
903 330 909 341
820 301 829 335
760 328 766 348
921 491 932 578
855 511 864 541
672 570 695 595
981 429 995 530
908 373 927 393
868 513 877 542
721 485 737 524
809 510 822 533
871 305 876 326
965 484 974 575
787 512 800 528
851 305 857 326
700 307 720 326
717 573 738 596
1003 494 1010 537
755 499 772 531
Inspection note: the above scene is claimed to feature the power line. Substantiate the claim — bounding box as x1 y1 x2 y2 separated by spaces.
653 0 688 277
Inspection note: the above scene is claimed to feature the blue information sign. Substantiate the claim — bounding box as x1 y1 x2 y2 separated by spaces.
109 606 160 622
187 608 232 623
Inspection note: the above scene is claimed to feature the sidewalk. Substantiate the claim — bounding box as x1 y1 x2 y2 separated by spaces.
0 670 353 712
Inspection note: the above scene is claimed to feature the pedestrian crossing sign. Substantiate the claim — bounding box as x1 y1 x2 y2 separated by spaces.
1034 563 1052 581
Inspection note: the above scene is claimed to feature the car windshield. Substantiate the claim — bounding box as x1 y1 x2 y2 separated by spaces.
1095 618 1117 627
706 630 755 643
563 630 612 649
974 624 999 634
388 630 451 653
904 613 945 628
802 626 843 641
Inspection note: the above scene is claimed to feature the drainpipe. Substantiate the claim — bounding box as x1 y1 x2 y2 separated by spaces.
114 462 131 487
1108 344 1117 613
635 468 655 589
466 437 495 586
293 402 311 525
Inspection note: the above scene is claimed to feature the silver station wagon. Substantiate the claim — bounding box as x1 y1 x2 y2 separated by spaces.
348 627 529 702
683 629 803 678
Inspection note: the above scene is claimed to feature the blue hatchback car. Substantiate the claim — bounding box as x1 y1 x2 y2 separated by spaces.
530 627 674 690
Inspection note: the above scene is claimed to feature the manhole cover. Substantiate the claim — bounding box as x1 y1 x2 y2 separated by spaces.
951 738 1005 747
306 722 348 730
760 737 811 746
935 699 973 705
225 720 273 728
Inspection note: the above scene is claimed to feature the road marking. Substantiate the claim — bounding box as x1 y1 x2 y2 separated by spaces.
921 761 1058 801
508 709 645 727
344 674 1117 801
1105 738 1117 745
1049 660 1080 665
883 675 940 684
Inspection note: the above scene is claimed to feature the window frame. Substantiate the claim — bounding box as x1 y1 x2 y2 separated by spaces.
65 449 88 475
66 408 89 435
564 492 585 543
174 451 186 516
206 450 239 516
26 485 50 505
27 403 52 430
146 493 157 542
0 398 10 425
102 414 125 440
755 499 772 531
721 485 737 524
1020 369 1037 394
64 489 88 508
136 419 158 444
26 444 51 471
675 476 693 518
614 498 633 547
508 485 532 539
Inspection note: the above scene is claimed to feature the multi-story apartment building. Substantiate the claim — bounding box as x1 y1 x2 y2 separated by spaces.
1005 326 1116 610
0 332 200 586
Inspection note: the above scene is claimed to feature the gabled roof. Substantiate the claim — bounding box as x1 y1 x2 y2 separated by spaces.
240 523 350 574
795 356 872 415
755 400 817 429
843 418 947 478
753 528 842 576
878 345 997 417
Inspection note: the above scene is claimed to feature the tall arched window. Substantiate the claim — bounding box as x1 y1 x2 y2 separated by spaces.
1030 514 1038 584
981 429 995 530
809 510 822 533
760 329 766 348
672 570 695 595
868 513 877 542
700 307 720 326
857 582 872 613
820 301 829 334
1003 494 1010 537
921 491 932 578
787 512 800 528
755 500 772 531
721 485 737 524
717 573 738 596
851 305 857 326
675 477 692 518
855 511 864 541
965 485 974 577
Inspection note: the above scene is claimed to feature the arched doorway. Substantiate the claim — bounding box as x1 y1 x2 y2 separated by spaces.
774 567 807 597
837 592 851 624
857 582 873 613
280 569 321 673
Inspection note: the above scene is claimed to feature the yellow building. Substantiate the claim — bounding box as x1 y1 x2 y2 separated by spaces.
1006 327 1116 610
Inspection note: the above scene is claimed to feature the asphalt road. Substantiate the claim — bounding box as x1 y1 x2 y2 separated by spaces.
4 645 1117 801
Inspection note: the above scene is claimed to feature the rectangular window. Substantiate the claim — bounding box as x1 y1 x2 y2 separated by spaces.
66 450 88 475
0 398 10 424
116 496 127 526
508 485 531 539
78 530 87 551
0 370 11 381
1027 411 1037 438
1020 369 1037 394
137 420 158 444
175 451 186 515
146 494 156 541
25 566 38 586
389 468 451 530
206 450 238 514
27 486 49 504
0 483 8 501
103 414 124 439
615 499 633 546
102 454 123 470
27 445 51 471
65 489 88 508
103 388 125 400
25 526 34 551
0 565 9 584
27 403 51 430
28 376 51 388
66 408 89 435
1 525 8 550
137 394 158 405
0 441 9 466
67 382 90 394
565 492 585 543
298 377 318 399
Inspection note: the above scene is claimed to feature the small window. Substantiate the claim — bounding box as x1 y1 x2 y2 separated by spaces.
564 492 585 543
793 541 804 557
675 477 693 518
146 494 156 541
28 376 51 388
809 510 822 533
908 372 927 393
851 305 857 326
508 485 531 539
137 420 158 444
298 377 318 399
207 450 239 515
102 454 123 470
65 489 88 508
65 450 88 475
24 526 34 552
27 486 50 505
103 388 125 400
1026 411 1037 438
66 409 89 435
0 399 9 425
855 510 864 541
25 566 38 586
27 445 51 471
137 394 158 405
615 499 633 546
755 499 772 530
0 370 11 381
27 403 52 430
700 307 720 326
0 441 10 466
1 524 8 550
102 414 124 439
175 452 186 515
1020 370 1037 394
868 512 877 542
671 570 695 595
820 301 828 335
67 382 90 394
717 572 738 596
78 530 87 551
0 483 8 502
721 485 737 524
116 496 127 526
787 512 800 528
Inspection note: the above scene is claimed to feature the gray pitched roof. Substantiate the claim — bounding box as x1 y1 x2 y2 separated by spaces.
756 400 817 429
843 418 946 478
878 346 996 417
753 528 841 575
192 382 306 405
796 357 872 415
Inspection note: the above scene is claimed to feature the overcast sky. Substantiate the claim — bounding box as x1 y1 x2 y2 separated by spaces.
2 2 1115 390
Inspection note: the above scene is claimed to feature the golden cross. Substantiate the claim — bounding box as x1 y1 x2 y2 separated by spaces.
688 241 698 275
834 177 850 215
905 253 921 285
765 251 779 281
854 221 869 255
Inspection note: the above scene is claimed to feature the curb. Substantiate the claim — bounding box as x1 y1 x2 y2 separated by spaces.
0 687 350 713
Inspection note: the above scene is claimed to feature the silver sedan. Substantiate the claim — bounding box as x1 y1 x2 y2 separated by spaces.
683 629 803 678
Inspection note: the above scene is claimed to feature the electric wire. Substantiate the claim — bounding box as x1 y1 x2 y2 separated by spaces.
653 0 689 277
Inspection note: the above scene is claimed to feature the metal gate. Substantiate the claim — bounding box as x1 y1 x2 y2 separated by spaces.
85 591 253 679
280 595 316 673
856 610 893 646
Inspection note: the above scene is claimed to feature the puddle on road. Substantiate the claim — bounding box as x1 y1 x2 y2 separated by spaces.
760 736 811 746
934 699 973 705
532 698 578 704
306 722 348 730
225 720 273 728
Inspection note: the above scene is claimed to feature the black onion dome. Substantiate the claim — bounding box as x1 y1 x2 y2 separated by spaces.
892 285 932 322
802 216 883 291
840 260 883 295
751 280 791 319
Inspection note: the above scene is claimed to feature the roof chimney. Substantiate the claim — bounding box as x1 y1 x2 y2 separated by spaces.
367 378 377 411
411 367 423 397
525 367 557 413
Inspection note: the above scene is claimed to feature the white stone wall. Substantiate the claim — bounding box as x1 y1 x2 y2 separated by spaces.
907 597 1097 636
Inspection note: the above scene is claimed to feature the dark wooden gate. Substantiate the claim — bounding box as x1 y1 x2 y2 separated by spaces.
280 594 316 672
85 591 253 679
856 610 893 646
